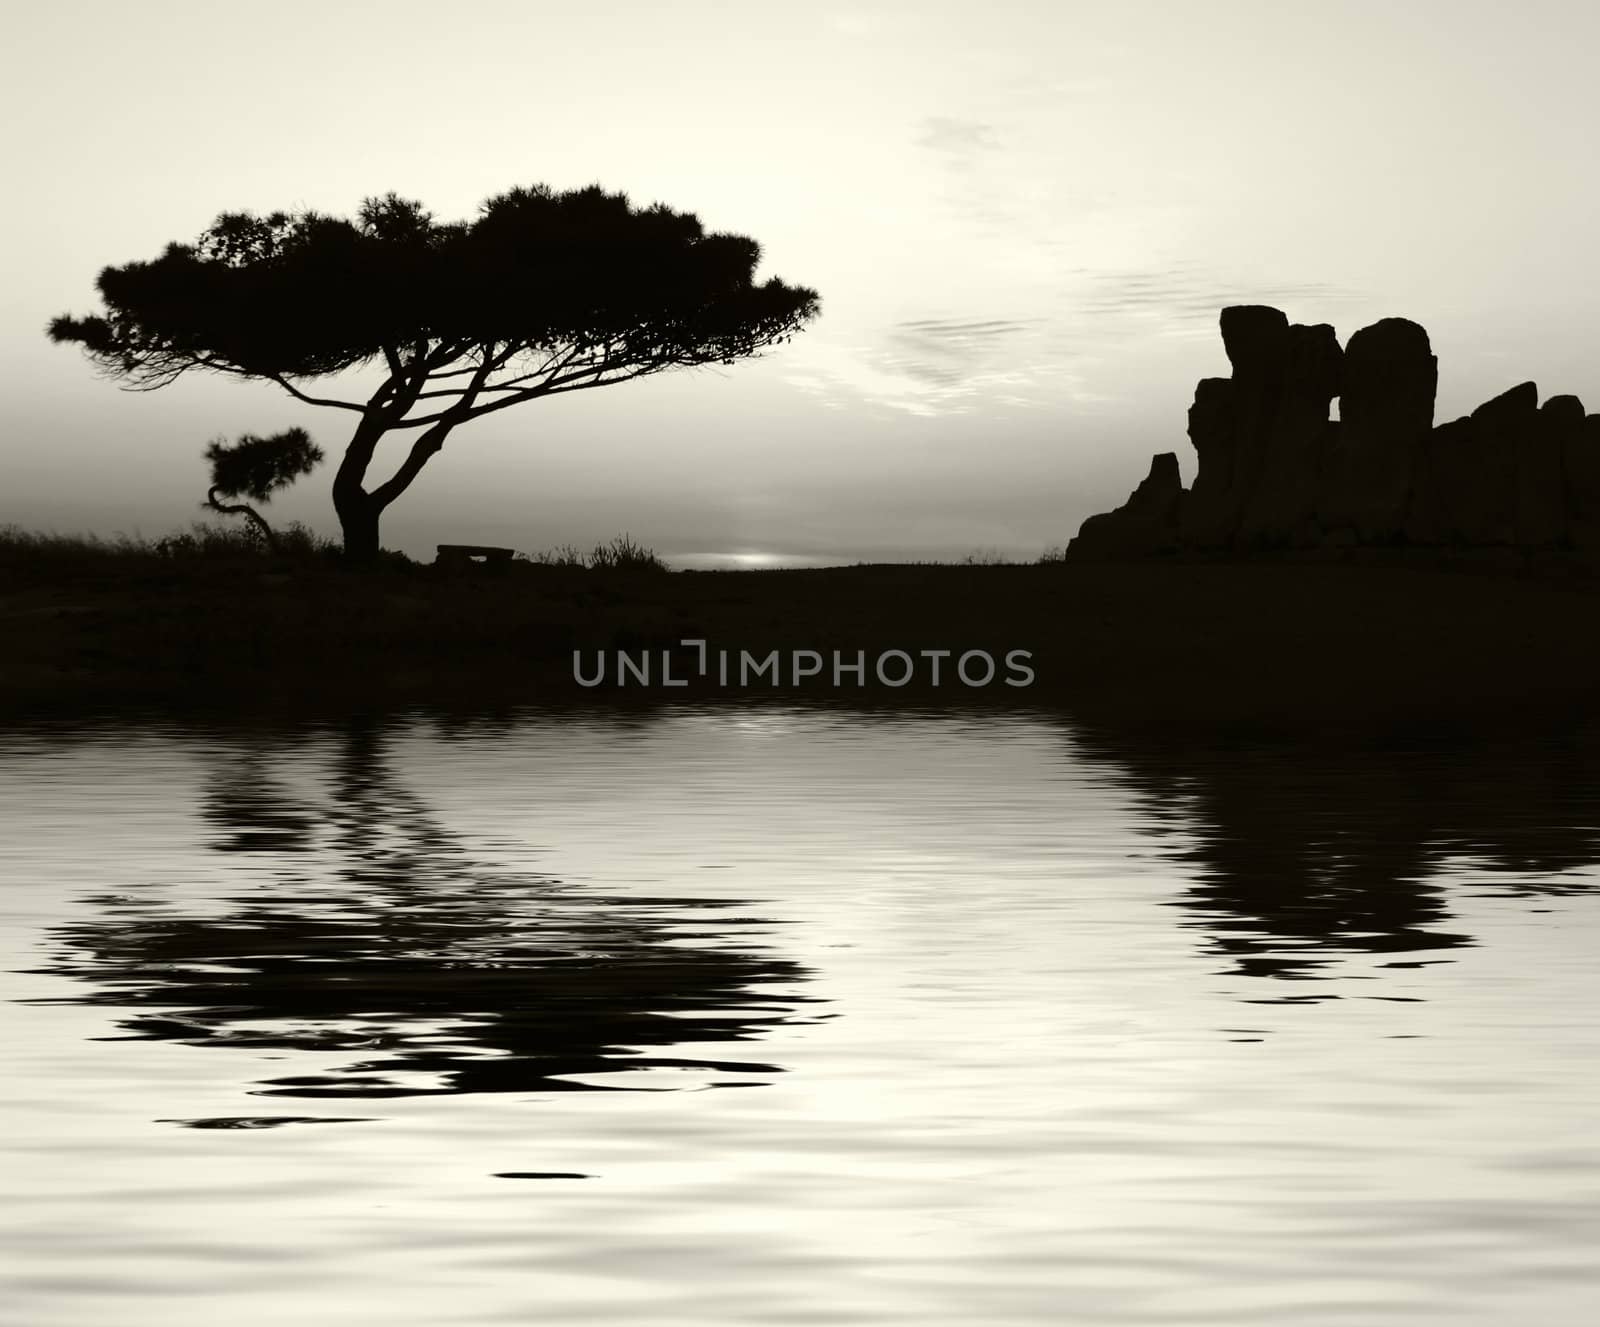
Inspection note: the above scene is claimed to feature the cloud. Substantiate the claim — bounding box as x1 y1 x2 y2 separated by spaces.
783 341 954 417
881 317 1034 386
916 117 1001 162
785 316 1092 417
783 270 1364 419
1067 265 1365 331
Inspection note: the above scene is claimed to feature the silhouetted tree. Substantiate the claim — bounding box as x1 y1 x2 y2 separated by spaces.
50 187 820 558
201 427 323 551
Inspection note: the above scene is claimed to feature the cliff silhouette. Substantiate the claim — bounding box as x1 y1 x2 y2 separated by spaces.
1067 305 1600 558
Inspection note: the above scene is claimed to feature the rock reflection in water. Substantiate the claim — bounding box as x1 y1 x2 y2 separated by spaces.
1071 718 1600 984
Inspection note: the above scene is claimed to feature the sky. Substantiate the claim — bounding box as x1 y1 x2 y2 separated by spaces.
5 0 1600 564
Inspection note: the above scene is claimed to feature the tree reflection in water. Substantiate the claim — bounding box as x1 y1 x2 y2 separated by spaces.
35 715 817 1100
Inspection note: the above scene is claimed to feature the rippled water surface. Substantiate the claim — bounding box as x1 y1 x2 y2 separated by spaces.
4 706 1600 1325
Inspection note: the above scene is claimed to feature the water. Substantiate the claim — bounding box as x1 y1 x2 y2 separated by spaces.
3 706 1599 1325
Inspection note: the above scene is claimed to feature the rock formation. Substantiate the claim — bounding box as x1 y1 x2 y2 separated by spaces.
1069 452 1184 558
1066 306 1600 560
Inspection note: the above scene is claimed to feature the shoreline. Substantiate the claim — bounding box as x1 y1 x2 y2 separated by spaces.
6 555 1600 724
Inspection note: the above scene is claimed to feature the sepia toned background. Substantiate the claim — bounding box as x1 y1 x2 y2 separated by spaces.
5 0 1598 563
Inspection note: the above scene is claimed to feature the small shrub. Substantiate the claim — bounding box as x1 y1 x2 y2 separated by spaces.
275 522 342 559
155 520 338 560
201 428 325 549
154 522 268 559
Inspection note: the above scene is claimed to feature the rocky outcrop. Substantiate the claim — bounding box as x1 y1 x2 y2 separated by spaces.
1177 308 1346 550
1566 414 1600 549
1066 306 1600 560
1069 452 1184 559
1319 317 1435 543
1240 319 1343 547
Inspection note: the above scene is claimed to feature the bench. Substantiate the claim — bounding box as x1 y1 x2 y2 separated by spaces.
435 543 516 568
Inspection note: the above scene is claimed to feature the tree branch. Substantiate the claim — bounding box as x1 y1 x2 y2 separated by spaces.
457 362 664 422
205 487 278 551
267 374 368 412
366 354 497 504
369 422 451 509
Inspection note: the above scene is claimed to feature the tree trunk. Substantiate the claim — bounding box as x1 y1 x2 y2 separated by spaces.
333 415 386 562
332 413 452 562
205 488 278 552
336 491 382 562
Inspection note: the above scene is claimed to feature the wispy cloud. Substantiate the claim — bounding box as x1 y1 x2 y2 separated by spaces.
785 267 1367 418
1068 265 1364 331
881 317 1034 387
916 117 1001 163
785 315 1096 417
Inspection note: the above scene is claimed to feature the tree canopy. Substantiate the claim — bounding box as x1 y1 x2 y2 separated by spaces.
205 427 324 504
50 185 819 556
49 186 819 427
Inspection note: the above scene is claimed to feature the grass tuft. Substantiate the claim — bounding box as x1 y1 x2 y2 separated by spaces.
0 521 339 575
520 534 668 572
588 533 667 572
